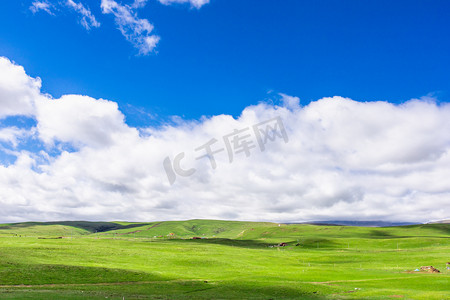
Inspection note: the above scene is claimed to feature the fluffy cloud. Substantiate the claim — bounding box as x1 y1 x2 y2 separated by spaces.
1 56 449 223
101 0 160 55
65 0 100 30
0 57 41 118
35 94 136 148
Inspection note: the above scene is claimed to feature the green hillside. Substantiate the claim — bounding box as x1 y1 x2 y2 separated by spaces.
0 220 448 299
97 219 276 239
0 221 149 237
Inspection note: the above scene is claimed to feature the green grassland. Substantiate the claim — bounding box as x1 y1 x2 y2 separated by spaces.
0 220 448 299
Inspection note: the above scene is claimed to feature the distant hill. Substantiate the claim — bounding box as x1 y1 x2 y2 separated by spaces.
0 221 150 237
1 219 448 240
298 220 421 227
427 219 450 224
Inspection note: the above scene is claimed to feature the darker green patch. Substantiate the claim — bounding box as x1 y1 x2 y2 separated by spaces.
0 280 329 300
0 263 162 285
297 238 338 249
166 238 273 249
368 230 394 238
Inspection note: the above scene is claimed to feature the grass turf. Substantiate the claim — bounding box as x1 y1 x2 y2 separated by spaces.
0 220 448 299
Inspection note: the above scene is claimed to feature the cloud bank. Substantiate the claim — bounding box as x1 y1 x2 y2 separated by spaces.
1 56 449 223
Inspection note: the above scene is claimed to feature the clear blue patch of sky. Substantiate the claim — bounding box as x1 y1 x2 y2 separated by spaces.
0 116 37 129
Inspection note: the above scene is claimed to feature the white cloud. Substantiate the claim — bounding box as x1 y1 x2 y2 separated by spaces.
131 0 210 9
157 0 210 9
0 127 33 148
30 0 100 30
101 0 160 55
35 94 136 148
27 0 210 54
30 1 54 15
0 57 41 119
131 0 149 9
1 57 450 223
65 0 100 30
279 93 300 111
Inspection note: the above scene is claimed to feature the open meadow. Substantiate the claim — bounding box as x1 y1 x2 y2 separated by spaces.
0 220 448 299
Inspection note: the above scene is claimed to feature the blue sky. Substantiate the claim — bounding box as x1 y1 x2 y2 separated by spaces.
1 0 449 126
1 0 450 222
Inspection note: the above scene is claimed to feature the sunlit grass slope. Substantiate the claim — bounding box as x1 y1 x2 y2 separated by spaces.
0 220 448 299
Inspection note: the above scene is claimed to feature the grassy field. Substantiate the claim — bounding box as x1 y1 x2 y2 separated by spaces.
0 220 448 299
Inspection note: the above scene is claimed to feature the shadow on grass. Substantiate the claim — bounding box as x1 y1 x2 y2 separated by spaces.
178 280 330 300
163 238 275 249
367 230 395 238
0 277 329 300
157 237 345 250
297 238 339 249
0 263 164 285
363 224 450 239
420 223 450 236
0 260 330 299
